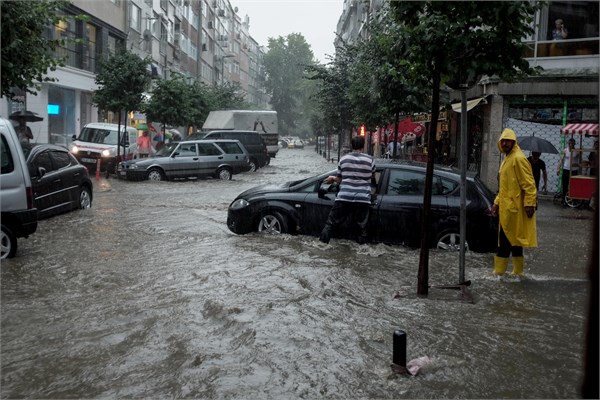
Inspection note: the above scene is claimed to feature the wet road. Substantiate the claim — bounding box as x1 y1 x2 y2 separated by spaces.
1 147 594 399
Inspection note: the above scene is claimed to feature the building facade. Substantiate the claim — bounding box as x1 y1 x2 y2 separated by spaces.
0 0 270 146
335 0 599 192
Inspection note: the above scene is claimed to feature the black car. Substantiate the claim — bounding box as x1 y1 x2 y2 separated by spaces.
22 143 93 219
227 161 498 252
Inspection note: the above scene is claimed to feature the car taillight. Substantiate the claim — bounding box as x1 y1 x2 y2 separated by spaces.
26 186 35 209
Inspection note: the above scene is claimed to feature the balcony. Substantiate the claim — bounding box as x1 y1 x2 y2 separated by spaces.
524 38 599 58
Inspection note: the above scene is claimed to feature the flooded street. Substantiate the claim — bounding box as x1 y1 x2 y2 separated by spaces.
1 147 594 399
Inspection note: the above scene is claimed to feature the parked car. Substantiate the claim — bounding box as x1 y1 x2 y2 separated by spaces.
70 122 138 175
0 117 38 259
21 143 93 219
188 130 269 172
227 161 498 252
119 139 250 181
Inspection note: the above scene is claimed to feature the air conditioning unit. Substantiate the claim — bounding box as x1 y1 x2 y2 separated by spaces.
212 0 217 7
143 29 153 41
183 0 190 6
218 9 225 17
218 35 227 41
159 13 167 22
208 21 214 29
173 48 180 59
174 33 181 46
202 43 207 51
236 32 241 39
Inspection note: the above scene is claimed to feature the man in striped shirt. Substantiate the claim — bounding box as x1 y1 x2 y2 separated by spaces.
319 135 376 245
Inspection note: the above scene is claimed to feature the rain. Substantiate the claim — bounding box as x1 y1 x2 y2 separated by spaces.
1 146 593 399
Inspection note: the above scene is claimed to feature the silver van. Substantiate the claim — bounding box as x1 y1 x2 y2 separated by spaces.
70 122 138 175
0 117 38 258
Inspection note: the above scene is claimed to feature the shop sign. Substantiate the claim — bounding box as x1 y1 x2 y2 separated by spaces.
412 111 447 123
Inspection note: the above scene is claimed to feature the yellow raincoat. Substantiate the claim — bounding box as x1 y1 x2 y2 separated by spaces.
494 128 538 247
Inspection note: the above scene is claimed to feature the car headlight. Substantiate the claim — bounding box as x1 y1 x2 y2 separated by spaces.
129 163 139 170
71 145 79 154
230 198 250 210
101 149 111 157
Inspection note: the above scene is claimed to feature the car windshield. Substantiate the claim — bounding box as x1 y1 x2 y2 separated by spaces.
79 127 125 145
155 142 179 157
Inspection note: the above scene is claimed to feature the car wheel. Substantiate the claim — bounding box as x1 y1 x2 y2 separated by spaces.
265 157 270 166
248 159 257 172
217 167 232 180
257 211 288 234
436 231 468 251
147 168 165 181
79 187 92 209
1 224 17 259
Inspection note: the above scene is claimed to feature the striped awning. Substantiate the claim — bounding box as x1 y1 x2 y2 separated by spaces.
561 123 599 136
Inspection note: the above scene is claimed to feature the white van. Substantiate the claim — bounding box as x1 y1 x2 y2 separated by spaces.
0 117 38 258
70 123 138 175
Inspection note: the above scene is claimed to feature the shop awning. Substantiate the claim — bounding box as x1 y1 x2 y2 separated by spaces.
560 123 599 136
451 97 487 113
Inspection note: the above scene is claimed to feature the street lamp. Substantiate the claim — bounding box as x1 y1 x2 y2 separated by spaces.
220 54 235 83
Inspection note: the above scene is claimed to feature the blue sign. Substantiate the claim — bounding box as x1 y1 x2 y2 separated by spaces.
48 104 60 115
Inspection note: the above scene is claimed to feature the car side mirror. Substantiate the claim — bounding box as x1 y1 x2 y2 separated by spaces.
71 134 77 141
37 166 47 178
171 152 179 158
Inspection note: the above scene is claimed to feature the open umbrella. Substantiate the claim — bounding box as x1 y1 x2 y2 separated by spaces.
517 136 558 154
9 110 43 122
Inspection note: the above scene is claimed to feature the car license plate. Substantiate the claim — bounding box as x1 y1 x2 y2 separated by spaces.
81 157 97 163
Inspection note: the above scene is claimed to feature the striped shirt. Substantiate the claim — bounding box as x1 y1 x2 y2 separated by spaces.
335 151 375 204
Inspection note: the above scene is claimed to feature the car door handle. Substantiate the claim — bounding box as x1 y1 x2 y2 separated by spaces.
193 157 199 161
218 156 223 159
53 179 61 183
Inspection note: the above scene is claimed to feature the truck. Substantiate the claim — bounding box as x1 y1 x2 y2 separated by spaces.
202 110 279 158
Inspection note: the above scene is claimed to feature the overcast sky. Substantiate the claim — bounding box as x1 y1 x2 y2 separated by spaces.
232 0 344 63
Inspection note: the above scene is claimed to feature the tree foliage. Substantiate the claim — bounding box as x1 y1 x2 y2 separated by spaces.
144 74 191 129
92 49 150 115
0 0 71 99
263 33 315 136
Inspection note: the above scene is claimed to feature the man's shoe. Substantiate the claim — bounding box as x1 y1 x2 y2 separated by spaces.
357 236 366 245
319 230 330 244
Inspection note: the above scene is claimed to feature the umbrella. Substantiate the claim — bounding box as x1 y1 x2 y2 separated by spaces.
517 136 558 154
9 110 43 122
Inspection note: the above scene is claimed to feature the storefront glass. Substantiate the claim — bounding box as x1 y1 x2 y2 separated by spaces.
48 86 76 147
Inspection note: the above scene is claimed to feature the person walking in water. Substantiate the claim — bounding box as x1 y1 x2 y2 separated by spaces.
319 135 376 245
489 128 537 276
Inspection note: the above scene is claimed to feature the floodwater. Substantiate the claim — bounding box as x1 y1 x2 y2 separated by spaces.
1 147 594 399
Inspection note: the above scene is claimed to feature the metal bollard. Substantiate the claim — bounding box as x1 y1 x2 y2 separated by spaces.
393 330 407 367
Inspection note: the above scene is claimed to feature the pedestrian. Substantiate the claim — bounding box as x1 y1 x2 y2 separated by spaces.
489 128 537 276
387 137 401 159
551 18 568 40
557 138 580 200
527 151 548 193
137 130 153 158
153 130 165 151
15 118 34 143
588 140 598 176
319 135 376 245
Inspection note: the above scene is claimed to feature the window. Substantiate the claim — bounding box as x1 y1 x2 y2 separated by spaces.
386 169 425 195
198 143 222 155
131 3 142 32
217 142 243 154
50 151 72 170
1 135 14 174
31 152 53 177
177 143 197 156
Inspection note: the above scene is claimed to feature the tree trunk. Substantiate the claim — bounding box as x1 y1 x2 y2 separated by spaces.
417 69 441 296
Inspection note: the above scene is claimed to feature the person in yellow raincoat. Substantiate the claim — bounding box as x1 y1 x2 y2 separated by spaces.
489 128 537 276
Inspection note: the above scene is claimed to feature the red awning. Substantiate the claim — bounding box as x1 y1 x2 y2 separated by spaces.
560 123 599 136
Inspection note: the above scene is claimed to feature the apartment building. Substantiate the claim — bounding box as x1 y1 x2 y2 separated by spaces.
0 0 269 146
335 0 599 191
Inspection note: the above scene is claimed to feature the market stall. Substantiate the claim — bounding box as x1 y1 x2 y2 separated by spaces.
560 123 598 207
